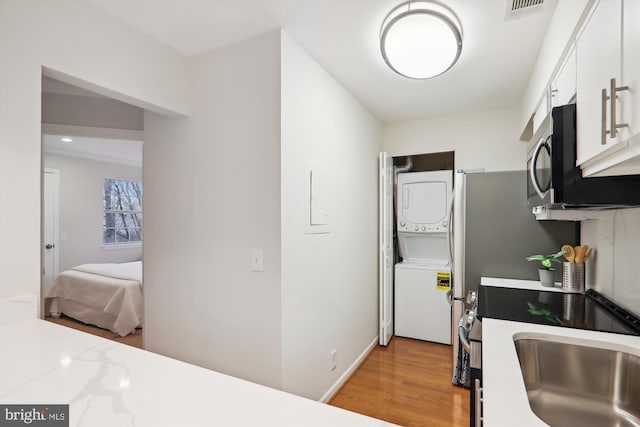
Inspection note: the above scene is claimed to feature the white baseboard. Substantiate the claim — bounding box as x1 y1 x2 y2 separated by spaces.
318 336 379 403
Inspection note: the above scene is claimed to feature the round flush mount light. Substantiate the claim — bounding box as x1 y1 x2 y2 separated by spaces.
380 1 463 79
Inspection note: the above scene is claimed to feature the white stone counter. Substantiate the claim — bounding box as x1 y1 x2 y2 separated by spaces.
482 318 640 426
0 297 393 427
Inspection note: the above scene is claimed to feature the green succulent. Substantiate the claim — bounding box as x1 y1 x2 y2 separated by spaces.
526 250 565 270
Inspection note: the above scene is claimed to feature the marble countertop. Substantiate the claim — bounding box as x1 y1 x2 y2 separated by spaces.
482 318 640 426
0 296 393 427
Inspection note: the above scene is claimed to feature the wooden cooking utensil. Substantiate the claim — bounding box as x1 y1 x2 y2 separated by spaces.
575 245 588 263
562 245 575 263
574 246 582 263
584 247 593 262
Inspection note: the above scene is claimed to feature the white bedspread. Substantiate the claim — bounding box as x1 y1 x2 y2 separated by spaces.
72 261 142 285
46 262 142 336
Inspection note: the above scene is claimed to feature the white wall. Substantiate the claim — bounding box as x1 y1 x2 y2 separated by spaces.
0 0 189 300
143 31 283 389
44 154 142 272
280 32 382 400
581 209 640 314
383 108 525 171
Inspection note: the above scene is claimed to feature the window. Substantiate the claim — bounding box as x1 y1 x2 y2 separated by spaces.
103 179 142 245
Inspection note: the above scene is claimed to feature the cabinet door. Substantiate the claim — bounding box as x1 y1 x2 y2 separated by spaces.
551 45 576 107
622 0 640 138
532 91 550 137
576 0 622 166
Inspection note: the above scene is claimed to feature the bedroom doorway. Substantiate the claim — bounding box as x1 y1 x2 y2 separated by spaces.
41 75 144 346
42 168 60 302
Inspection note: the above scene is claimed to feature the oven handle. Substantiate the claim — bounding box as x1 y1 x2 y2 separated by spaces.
459 326 471 353
529 135 551 200
459 309 474 353
475 378 483 427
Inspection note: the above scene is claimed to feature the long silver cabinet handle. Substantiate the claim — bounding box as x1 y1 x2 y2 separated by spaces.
475 378 483 427
602 88 610 145
610 77 629 139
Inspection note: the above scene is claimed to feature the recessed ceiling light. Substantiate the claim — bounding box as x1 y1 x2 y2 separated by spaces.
380 1 463 79
60 137 73 144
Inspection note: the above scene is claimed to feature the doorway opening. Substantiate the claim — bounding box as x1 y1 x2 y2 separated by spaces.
41 75 144 347
379 150 455 346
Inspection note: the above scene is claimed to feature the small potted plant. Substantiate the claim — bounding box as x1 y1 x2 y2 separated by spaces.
526 250 565 287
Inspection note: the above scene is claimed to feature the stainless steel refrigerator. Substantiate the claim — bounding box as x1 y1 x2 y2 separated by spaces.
450 170 579 368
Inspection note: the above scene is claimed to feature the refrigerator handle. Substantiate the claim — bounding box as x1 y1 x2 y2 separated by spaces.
447 189 454 271
452 171 465 299
446 289 453 306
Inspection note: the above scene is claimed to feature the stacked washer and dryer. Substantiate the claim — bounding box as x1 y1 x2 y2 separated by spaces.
394 170 453 344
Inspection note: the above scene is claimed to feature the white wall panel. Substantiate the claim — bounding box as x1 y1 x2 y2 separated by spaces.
143 31 282 389
581 208 640 314
0 0 189 300
383 108 525 172
280 32 382 400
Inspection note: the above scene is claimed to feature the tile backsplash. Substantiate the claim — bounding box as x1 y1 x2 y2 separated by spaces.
582 207 640 315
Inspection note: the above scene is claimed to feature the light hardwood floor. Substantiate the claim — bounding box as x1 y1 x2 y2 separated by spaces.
45 314 143 349
329 337 470 427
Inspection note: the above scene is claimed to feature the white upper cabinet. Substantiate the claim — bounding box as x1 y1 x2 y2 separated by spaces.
575 0 623 167
576 0 640 176
621 0 640 143
551 45 576 108
532 90 550 138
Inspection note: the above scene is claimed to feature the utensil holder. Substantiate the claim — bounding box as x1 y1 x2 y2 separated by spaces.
562 262 585 292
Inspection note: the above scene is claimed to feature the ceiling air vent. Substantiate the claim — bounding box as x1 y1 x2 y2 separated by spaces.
505 0 545 21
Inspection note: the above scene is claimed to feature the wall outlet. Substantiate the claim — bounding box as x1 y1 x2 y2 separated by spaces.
330 349 337 371
251 248 263 272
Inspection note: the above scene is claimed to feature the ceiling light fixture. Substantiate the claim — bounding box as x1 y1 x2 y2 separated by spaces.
60 137 73 144
380 1 463 79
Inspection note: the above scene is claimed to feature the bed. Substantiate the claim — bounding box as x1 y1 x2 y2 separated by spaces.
45 261 142 337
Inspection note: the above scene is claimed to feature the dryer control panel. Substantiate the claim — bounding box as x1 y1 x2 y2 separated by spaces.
397 170 452 233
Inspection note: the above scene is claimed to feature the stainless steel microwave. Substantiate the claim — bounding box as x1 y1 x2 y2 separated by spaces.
527 104 640 208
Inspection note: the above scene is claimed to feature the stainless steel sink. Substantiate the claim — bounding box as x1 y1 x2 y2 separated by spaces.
514 334 640 427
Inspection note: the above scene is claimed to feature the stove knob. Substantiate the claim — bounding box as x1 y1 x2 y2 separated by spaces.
421 226 426 231
414 226 419 231
400 221 406 227
442 220 448 227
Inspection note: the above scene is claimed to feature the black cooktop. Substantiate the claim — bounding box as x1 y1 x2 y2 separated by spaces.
477 286 640 336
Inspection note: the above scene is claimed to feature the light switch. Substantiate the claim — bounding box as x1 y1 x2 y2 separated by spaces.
251 248 263 272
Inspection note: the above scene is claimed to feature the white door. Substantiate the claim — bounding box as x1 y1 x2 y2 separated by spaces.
576 0 623 165
43 169 60 303
379 152 393 346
